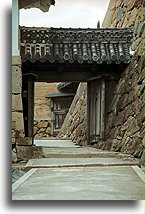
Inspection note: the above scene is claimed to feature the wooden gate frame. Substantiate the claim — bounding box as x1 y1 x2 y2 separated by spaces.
87 79 105 144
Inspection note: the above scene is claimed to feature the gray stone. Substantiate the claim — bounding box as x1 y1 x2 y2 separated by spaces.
140 152 144 165
16 137 33 146
131 37 142 51
116 94 129 112
12 56 22 65
16 145 43 161
12 112 24 135
33 127 38 135
108 0 116 10
12 94 23 111
12 151 17 163
12 66 22 94
25 157 139 169
102 9 115 27
34 140 80 148
12 166 143 200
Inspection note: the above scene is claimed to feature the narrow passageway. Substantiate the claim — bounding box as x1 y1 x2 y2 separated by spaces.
12 139 144 200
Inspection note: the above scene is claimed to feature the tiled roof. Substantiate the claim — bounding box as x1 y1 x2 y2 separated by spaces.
20 27 133 64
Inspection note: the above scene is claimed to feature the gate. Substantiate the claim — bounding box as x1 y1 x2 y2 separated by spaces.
87 79 105 144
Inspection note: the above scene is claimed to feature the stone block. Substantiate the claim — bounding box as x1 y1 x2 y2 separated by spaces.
16 137 33 146
116 93 128 112
108 0 116 10
137 23 144 37
112 111 125 127
131 37 142 51
16 145 43 161
102 9 115 27
12 94 23 111
37 121 48 128
12 137 16 144
12 112 24 134
12 130 16 138
128 117 140 135
38 128 46 133
115 79 125 94
12 56 22 65
46 127 51 135
33 127 38 135
12 65 22 94
12 150 18 163
116 0 123 8
128 7 138 26
126 0 138 11
123 0 130 7
12 121 16 129
33 121 38 126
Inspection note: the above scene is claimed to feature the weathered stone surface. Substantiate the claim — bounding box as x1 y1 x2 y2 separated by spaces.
132 37 142 51
12 56 22 65
12 66 22 94
12 150 18 163
126 0 142 11
16 146 43 161
46 127 51 135
38 128 46 133
108 0 116 10
12 112 24 134
12 137 16 144
12 94 23 111
37 121 48 128
102 9 115 27
16 137 33 146
116 0 123 8
33 127 38 135
123 0 130 7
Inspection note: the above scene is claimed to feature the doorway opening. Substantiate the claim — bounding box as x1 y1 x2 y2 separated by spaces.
33 82 79 139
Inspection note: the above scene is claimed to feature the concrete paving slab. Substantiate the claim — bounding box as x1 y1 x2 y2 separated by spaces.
42 147 137 159
12 166 143 200
34 140 80 148
25 157 139 169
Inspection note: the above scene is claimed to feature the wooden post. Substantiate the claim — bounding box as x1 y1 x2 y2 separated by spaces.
87 82 91 144
100 79 105 139
28 77 34 137
95 80 101 136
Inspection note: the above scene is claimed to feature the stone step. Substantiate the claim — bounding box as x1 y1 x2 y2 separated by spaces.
34 139 80 148
12 166 144 200
42 147 137 159
25 157 140 169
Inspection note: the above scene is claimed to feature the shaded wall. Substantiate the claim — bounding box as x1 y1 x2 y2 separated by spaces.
34 82 62 138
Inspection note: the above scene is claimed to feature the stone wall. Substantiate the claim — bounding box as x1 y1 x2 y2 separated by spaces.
95 0 144 158
58 83 88 145
58 0 144 158
12 56 25 162
34 82 60 138
34 120 52 139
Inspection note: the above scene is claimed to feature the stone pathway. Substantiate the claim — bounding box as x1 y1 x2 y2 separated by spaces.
12 140 144 200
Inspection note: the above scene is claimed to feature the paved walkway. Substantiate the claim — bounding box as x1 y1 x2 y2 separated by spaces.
12 140 144 200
